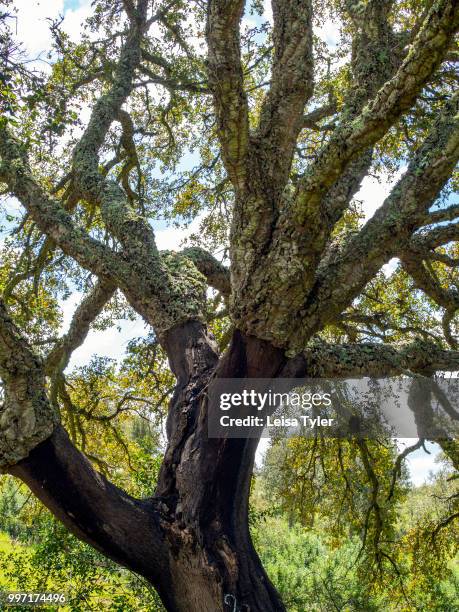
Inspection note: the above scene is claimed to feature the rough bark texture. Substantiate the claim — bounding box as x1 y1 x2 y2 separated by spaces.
9 325 288 611
154 324 288 611
1 0 459 610
0 301 55 468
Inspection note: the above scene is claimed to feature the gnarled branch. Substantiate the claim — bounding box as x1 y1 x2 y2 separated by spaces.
255 0 314 191
181 247 231 297
206 0 249 192
286 340 459 378
296 91 459 348
0 300 55 468
294 0 459 225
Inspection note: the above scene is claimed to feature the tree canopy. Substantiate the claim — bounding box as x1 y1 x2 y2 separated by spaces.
0 0 458 610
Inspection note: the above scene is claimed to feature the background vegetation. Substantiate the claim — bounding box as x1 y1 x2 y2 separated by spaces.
0 426 458 610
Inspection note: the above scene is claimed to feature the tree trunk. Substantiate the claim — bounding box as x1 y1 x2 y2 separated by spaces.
155 323 288 611
8 322 288 611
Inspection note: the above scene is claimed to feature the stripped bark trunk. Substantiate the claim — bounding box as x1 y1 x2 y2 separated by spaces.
9 322 288 612
154 324 287 611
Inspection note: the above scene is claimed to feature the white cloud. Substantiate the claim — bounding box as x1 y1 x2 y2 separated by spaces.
381 257 399 277
62 0 92 42
68 317 147 369
397 439 442 486
12 0 91 61
255 437 269 467
154 214 205 251
357 167 405 221
1 195 21 215
404 443 442 487
60 292 147 369
314 19 340 48
263 0 273 23
13 0 63 58
242 17 257 31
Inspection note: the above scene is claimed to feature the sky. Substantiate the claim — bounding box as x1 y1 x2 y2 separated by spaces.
4 0 444 485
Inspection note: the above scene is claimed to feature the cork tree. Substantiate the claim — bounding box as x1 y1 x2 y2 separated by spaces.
0 0 458 610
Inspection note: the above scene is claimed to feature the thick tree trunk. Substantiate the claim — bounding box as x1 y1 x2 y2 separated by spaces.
8 323 288 611
154 323 288 611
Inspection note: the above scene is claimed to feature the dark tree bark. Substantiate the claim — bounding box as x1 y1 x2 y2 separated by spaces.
155 326 287 611
1 1 459 610
9 324 288 611
7 322 459 610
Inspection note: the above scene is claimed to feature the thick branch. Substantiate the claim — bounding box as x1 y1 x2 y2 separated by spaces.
255 0 314 191
302 101 337 129
0 126 206 334
8 425 173 605
227 0 407 347
67 5 162 276
285 340 459 378
400 243 459 348
401 252 459 312
206 0 249 192
409 223 459 251
0 299 171 598
319 0 400 228
0 126 126 282
116 109 141 203
295 92 459 347
0 300 55 468
181 247 231 297
1 5 209 337
71 1 148 198
423 203 459 225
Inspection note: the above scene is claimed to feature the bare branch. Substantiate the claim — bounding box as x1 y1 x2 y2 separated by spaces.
137 64 207 93
338 311 440 343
